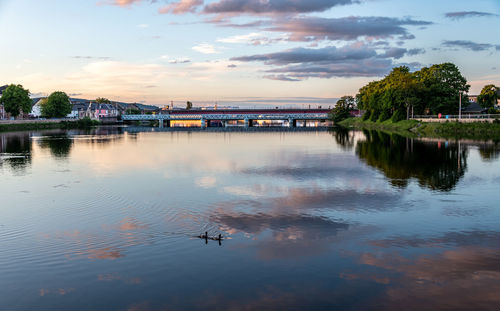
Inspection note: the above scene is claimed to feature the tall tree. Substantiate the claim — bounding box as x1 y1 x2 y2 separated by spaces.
42 91 72 118
477 84 499 109
415 63 470 114
330 96 355 123
186 101 193 110
0 84 32 118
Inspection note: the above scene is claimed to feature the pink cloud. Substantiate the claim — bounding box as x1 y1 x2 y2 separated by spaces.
158 0 203 14
109 0 144 7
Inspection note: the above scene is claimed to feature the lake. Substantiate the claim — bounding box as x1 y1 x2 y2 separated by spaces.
1 127 500 310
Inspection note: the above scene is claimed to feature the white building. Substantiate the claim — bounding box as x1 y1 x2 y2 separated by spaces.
29 98 44 118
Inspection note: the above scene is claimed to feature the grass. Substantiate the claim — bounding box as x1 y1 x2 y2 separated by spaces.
0 118 100 133
338 117 500 140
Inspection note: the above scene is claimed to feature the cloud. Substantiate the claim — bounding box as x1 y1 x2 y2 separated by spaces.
232 45 377 65
445 11 499 20
379 47 408 59
217 32 286 45
265 16 432 42
158 0 203 14
192 43 221 54
406 48 425 56
231 44 415 80
203 0 357 15
442 40 500 52
71 56 112 61
168 57 191 64
108 0 145 7
62 61 168 99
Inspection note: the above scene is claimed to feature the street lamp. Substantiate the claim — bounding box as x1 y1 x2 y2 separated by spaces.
459 91 462 120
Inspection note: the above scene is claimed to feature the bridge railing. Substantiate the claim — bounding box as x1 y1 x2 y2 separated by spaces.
412 114 500 120
122 113 329 120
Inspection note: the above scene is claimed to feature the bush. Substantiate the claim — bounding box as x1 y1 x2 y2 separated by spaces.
61 117 99 129
377 110 391 122
488 107 498 114
362 110 371 121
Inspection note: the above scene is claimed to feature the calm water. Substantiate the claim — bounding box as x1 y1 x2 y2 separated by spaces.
1 127 500 310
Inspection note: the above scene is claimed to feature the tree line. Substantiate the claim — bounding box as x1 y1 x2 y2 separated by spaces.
0 84 119 118
331 62 499 123
357 63 470 122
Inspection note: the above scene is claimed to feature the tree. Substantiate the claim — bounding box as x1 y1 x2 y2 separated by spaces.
478 84 499 109
125 108 140 115
0 84 32 118
330 96 355 123
186 101 193 110
42 91 72 118
415 63 470 114
356 63 470 119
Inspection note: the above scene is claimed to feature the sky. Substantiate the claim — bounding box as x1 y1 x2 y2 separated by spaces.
0 0 499 107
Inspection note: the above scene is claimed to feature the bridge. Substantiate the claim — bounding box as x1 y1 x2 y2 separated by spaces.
122 109 332 128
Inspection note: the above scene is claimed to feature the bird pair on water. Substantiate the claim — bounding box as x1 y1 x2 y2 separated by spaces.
198 232 223 241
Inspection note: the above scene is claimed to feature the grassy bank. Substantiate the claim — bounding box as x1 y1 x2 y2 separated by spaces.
0 118 100 133
338 118 500 140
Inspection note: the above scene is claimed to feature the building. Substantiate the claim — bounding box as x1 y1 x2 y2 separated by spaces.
29 98 45 118
134 103 160 114
462 102 488 114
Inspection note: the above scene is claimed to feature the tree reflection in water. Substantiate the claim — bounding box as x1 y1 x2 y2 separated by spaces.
0 132 32 171
331 127 356 151
354 130 467 192
478 141 500 162
38 134 74 159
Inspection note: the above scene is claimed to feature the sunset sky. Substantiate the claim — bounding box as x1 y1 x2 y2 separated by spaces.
1 0 499 107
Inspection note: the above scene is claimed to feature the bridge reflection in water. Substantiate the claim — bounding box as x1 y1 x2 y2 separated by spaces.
122 109 332 128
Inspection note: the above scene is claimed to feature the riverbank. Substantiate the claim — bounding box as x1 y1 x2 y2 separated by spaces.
0 118 100 132
339 118 500 139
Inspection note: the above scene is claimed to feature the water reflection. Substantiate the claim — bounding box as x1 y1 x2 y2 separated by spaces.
0 132 32 171
354 230 500 311
1 128 500 311
38 134 74 159
355 130 467 191
478 141 500 162
331 127 355 151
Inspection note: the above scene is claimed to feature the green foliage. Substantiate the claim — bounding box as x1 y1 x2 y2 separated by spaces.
414 63 470 114
390 109 406 122
42 91 72 118
186 101 193 110
125 108 141 115
95 97 111 105
478 84 499 109
362 110 371 120
377 109 391 122
488 107 498 114
357 63 470 119
369 110 380 122
329 95 355 123
0 84 32 118
60 117 99 129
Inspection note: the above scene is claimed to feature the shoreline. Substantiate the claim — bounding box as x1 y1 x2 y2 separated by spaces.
338 118 500 140
0 119 101 132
